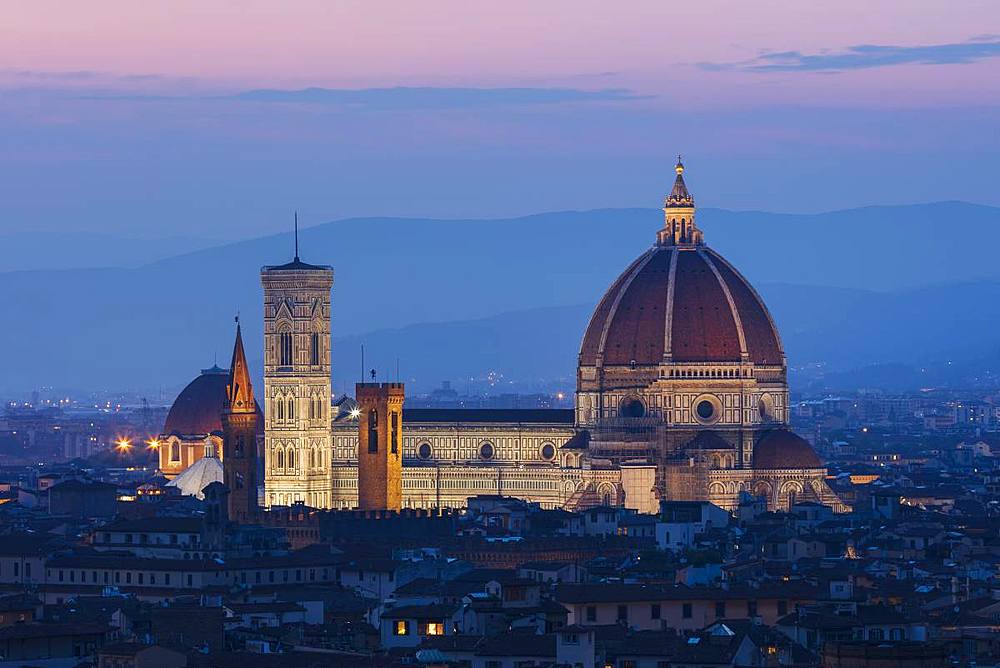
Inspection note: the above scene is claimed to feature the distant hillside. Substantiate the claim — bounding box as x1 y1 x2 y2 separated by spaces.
0 232 220 271
1 201 999 393
333 280 1000 395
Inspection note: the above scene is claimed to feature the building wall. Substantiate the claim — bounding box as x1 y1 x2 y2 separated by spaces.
323 462 622 510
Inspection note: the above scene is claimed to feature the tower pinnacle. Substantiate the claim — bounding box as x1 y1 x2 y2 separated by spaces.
657 155 703 247
225 320 255 414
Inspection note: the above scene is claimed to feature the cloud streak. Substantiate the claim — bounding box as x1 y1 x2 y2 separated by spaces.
232 86 649 109
700 38 1000 73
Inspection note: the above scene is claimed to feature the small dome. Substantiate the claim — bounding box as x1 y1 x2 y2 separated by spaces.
162 366 263 437
753 430 822 469
166 456 224 499
579 246 783 367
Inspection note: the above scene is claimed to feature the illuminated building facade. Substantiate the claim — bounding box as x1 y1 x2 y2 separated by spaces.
260 250 335 508
163 159 844 514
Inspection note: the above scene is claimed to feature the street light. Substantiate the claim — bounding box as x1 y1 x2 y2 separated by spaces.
145 438 160 450
116 437 132 452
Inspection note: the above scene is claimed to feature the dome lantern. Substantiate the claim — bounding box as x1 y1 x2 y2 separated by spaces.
657 155 703 247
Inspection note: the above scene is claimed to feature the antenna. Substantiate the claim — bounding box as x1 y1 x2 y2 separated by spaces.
360 344 364 384
294 211 300 261
396 357 400 382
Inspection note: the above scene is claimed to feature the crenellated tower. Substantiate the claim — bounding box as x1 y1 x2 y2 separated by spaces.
356 382 404 511
261 225 334 509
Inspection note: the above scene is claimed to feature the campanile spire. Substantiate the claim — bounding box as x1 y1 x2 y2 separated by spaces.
657 156 703 247
226 318 254 413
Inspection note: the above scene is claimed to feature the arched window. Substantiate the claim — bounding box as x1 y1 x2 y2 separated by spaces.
287 447 295 469
287 397 295 419
170 442 180 463
310 332 320 366
279 331 293 366
368 409 378 453
275 448 284 469
277 397 285 421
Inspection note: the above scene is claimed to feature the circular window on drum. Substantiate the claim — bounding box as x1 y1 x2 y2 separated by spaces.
417 442 432 460
540 442 556 461
479 442 495 460
693 394 722 425
619 396 646 418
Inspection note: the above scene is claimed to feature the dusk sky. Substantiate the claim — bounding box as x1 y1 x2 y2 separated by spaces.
2 1 1000 241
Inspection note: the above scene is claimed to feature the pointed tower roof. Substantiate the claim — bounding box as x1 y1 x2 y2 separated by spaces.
665 155 694 208
225 319 255 414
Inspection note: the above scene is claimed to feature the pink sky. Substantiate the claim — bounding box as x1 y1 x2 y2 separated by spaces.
1 1 999 238
3 0 999 105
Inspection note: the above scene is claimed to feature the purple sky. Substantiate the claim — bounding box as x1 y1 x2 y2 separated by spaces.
2 1 999 241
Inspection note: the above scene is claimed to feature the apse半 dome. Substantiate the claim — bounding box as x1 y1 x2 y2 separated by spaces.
753 430 822 469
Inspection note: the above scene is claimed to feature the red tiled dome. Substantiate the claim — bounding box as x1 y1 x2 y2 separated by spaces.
579 246 783 367
162 366 263 437
753 430 822 469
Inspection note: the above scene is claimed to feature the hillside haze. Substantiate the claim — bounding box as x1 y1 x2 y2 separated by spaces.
2 201 998 395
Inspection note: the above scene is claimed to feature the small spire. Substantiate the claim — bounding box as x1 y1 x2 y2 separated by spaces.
226 319 255 413
294 211 300 261
666 156 693 208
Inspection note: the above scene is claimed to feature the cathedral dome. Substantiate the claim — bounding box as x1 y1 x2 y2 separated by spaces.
753 430 822 469
162 365 263 437
579 245 783 367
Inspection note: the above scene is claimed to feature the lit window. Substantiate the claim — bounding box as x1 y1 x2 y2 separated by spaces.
394 620 409 636
425 622 444 636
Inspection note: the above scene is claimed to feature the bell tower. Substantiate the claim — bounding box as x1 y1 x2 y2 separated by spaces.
221 320 259 523
356 382 404 511
261 219 335 509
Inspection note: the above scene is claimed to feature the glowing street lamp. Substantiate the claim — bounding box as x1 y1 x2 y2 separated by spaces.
349 408 361 419
145 438 160 451
115 437 132 453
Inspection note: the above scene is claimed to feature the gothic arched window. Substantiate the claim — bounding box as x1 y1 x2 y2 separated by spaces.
287 447 295 469
276 448 284 469
279 331 293 366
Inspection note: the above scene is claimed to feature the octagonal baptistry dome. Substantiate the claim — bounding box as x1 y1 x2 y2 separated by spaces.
576 158 788 429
